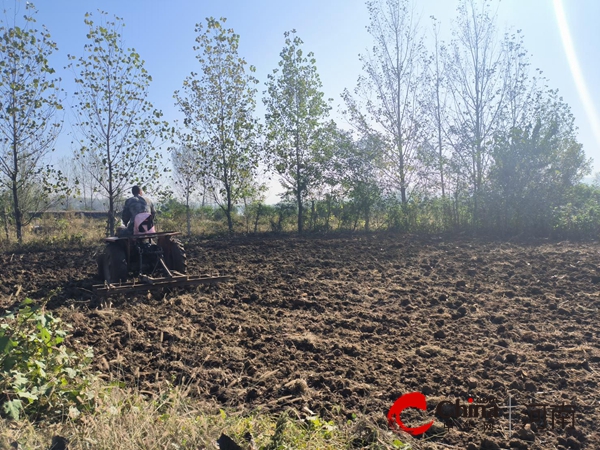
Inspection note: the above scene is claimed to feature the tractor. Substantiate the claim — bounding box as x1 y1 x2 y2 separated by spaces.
94 219 228 295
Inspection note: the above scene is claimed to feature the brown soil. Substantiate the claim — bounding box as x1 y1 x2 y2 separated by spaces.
1 233 599 449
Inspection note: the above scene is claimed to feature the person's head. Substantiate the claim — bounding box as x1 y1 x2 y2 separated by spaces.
132 185 142 196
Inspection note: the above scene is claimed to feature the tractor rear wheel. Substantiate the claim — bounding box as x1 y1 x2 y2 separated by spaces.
102 243 128 284
163 238 187 274
96 252 104 280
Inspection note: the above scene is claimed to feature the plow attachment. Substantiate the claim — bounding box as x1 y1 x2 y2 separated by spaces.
93 273 230 296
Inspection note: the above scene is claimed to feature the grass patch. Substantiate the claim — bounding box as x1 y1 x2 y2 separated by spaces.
0 384 411 449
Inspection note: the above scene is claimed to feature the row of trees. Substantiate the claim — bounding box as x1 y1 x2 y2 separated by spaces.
0 5 167 240
0 0 593 242
171 0 590 236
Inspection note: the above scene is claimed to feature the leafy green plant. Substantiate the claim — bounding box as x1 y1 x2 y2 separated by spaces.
0 297 95 420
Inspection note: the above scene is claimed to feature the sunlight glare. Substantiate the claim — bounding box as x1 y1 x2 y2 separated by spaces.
553 0 600 149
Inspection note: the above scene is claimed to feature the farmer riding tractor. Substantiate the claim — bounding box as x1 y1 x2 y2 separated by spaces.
97 210 187 283
94 186 227 295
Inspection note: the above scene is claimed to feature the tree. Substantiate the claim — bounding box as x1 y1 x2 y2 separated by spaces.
57 156 81 210
171 144 203 236
426 16 449 201
264 30 333 233
175 17 260 234
330 129 382 231
0 2 63 242
69 152 101 210
69 11 167 236
0 189 10 241
343 0 427 205
240 176 267 234
488 89 591 233
445 0 509 225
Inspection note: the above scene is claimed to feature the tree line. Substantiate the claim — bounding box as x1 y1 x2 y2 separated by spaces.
0 0 594 242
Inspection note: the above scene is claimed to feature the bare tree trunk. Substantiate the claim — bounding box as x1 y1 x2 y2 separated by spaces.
11 178 22 243
186 193 191 237
253 203 262 233
226 187 233 234
432 21 446 202
433 63 449 226
243 198 249 234
107 137 115 236
2 206 9 242
295 129 304 233
325 195 332 230
297 190 303 233
108 194 115 236
11 113 23 242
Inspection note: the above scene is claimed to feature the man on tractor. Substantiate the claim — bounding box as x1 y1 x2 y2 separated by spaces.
121 185 156 235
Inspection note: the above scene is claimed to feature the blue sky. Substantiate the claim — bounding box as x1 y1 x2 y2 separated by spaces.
10 0 600 198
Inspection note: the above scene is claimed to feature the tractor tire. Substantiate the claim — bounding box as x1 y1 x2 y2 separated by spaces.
102 243 128 284
96 252 104 280
164 239 187 274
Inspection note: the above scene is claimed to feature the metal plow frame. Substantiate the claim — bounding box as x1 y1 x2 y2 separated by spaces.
92 274 230 296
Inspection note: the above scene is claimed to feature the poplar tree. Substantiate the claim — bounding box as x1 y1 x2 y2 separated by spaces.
70 12 167 236
0 2 63 242
445 0 508 225
175 17 260 234
343 0 427 205
264 30 333 233
171 144 203 236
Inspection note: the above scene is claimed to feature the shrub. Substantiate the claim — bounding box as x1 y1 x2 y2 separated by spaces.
0 297 95 421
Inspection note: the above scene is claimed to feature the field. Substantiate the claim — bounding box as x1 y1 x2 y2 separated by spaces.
1 233 599 449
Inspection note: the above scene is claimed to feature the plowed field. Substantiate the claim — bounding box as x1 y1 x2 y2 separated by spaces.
1 233 599 449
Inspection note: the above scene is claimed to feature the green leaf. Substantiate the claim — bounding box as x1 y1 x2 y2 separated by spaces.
3 356 17 371
39 327 51 343
3 399 23 420
0 336 11 354
17 391 38 401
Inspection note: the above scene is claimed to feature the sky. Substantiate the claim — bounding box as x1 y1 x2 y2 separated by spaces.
5 0 600 201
